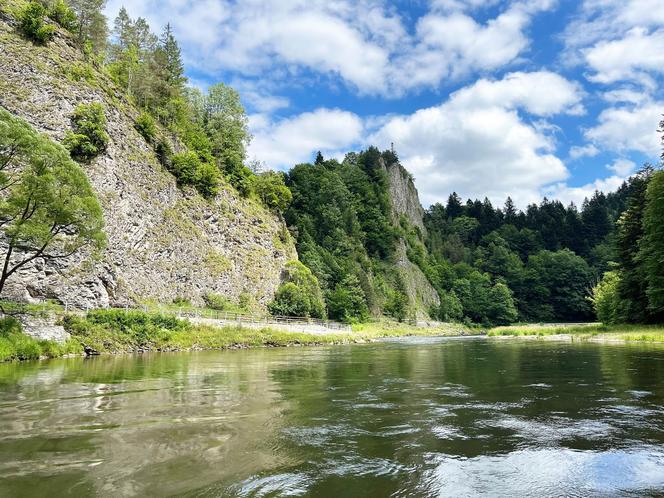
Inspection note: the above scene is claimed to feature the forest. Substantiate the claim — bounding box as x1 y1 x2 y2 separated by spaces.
5 0 664 328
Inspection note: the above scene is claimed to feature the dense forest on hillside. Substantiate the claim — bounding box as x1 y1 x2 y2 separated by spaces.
2 0 663 328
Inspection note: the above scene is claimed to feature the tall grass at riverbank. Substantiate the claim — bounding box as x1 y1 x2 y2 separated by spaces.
488 323 664 342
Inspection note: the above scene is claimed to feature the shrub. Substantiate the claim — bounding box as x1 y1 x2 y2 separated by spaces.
65 63 95 83
268 261 326 318
135 112 157 143
384 289 409 322
48 0 77 31
63 103 109 161
251 171 292 212
172 296 191 307
18 2 55 43
170 151 201 186
203 293 232 311
326 274 368 323
170 151 220 198
590 271 621 325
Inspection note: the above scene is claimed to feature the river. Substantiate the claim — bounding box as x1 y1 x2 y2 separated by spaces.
1 337 663 497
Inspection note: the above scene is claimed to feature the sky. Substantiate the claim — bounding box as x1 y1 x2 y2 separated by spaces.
104 0 664 208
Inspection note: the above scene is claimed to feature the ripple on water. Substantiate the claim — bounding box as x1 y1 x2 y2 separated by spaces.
413 446 664 497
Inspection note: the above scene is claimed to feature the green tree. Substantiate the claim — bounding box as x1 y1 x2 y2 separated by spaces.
268 261 326 318
0 109 105 295
47 0 77 31
640 170 664 317
487 282 518 325
203 83 252 191
63 103 109 161
67 0 107 54
18 2 55 44
251 171 292 212
327 274 368 323
590 271 621 324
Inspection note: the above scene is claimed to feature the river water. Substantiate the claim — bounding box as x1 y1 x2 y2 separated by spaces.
1 337 664 497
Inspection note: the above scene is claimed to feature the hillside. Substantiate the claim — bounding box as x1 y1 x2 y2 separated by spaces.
0 5 296 309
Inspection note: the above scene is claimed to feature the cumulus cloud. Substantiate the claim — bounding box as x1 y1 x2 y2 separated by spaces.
368 71 583 207
105 0 554 97
247 108 364 167
584 28 664 85
569 144 599 160
606 158 636 176
544 175 628 206
584 101 663 155
564 0 664 89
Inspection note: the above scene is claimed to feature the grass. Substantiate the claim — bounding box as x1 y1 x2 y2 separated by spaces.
487 323 664 343
0 309 474 362
0 317 81 361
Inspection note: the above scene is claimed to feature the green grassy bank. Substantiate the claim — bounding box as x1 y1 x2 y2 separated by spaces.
488 323 664 343
0 309 471 362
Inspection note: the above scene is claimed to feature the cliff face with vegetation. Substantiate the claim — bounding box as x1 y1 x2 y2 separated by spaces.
0 10 296 309
383 160 440 319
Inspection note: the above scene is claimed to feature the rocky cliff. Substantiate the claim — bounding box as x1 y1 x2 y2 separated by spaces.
0 10 296 309
383 160 440 318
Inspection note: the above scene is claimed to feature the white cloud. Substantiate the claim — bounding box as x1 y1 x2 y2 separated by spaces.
569 144 599 160
450 71 584 116
105 0 554 97
248 108 364 167
545 175 628 207
563 0 664 90
584 101 663 155
368 71 583 207
606 158 636 176
584 28 664 84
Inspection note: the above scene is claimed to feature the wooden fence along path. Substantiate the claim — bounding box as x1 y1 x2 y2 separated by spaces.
48 302 353 335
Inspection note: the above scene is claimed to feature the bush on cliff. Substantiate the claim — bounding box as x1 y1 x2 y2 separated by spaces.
18 2 55 44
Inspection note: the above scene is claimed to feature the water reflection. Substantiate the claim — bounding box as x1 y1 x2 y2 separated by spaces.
0 339 663 496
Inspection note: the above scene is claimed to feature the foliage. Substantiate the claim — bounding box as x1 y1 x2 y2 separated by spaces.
268 261 326 318
18 2 55 43
383 288 409 322
0 109 105 296
0 317 81 362
169 151 220 198
591 271 621 325
135 111 157 143
63 103 109 161
203 293 233 311
66 0 107 54
251 171 292 212
640 170 664 316
326 274 368 323
47 0 77 31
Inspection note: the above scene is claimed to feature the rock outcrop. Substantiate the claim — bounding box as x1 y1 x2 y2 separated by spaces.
0 11 296 309
383 160 440 318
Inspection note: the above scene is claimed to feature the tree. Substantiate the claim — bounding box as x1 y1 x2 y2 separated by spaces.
67 0 108 54
487 282 518 325
590 271 621 324
63 103 109 162
251 171 292 212
616 167 653 322
18 2 55 44
327 274 368 323
0 109 105 296
525 249 594 321
268 261 326 318
640 170 664 317
159 23 185 88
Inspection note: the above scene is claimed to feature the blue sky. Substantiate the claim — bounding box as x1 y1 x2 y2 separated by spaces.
105 0 663 207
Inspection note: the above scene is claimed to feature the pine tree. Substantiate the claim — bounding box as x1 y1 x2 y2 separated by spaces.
160 24 185 88
639 170 664 317
68 0 108 54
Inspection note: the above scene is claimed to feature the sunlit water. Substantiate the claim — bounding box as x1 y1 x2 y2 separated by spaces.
1 337 664 497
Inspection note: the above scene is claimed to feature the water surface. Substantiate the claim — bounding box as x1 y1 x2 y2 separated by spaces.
1 337 664 497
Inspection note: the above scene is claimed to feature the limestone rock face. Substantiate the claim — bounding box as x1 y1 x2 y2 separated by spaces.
383 159 440 318
0 12 296 309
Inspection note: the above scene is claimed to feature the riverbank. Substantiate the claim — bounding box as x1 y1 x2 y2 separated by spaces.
488 323 664 343
0 309 472 362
